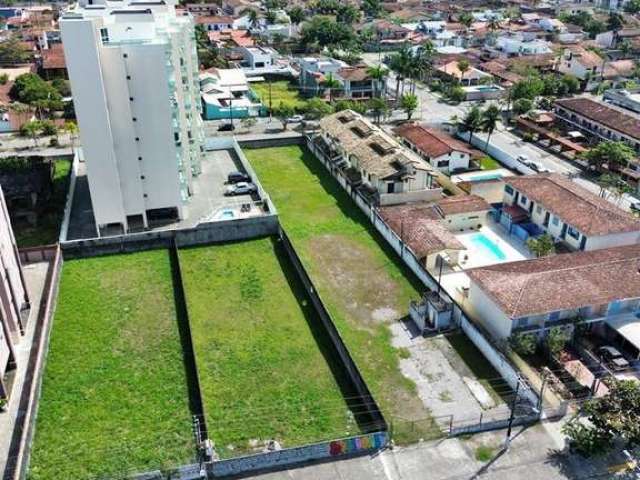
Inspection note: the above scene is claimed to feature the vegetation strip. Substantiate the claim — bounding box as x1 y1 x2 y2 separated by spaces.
179 238 364 458
28 251 195 480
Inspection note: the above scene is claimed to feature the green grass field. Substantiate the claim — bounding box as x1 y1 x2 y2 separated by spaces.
251 81 307 111
245 146 440 440
28 251 195 480
13 158 71 247
479 156 501 170
179 238 363 457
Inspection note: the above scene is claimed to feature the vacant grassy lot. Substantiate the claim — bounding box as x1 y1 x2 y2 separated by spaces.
29 251 195 480
479 156 501 170
245 145 439 438
179 238 362 457
251 81 307 111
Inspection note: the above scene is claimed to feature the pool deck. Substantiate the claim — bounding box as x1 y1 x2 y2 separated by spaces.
439 221 531 303
451 168 514 184
455 223 530 270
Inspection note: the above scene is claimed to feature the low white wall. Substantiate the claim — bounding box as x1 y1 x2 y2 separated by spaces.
379 188 443 206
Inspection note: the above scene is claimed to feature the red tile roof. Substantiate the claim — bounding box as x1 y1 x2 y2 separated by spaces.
41 44 65 70
394 123 474 158
468 244 640 319
505 173 640 236
555 97 640 141
437 195 491 216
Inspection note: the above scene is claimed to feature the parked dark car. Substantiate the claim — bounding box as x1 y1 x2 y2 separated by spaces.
227 171 250 184
598 346 630 371
218 123 235 131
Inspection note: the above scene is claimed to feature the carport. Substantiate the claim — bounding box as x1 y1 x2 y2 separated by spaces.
604 316 640 361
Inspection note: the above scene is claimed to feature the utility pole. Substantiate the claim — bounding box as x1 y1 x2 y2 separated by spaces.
229 97 234 130
268 78 272 122
505 380 521 451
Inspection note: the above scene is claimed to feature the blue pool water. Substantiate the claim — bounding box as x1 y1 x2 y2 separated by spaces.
470 233 507 261
219 209 235 219
468 172 504 182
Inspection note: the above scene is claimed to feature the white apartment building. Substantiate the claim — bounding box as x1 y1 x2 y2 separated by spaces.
0 185 29 400
60 0 204 235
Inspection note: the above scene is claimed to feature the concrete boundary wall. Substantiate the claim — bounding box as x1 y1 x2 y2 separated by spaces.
278 229 387 431
210 431 388 478
5 246 62 480
60 214 279 259
456 131 535 175
304 137 540 409
58 150 80 243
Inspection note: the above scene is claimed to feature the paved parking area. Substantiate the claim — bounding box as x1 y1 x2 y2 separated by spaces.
390 322 509 425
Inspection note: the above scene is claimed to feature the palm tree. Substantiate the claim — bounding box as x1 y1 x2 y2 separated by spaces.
368 97 388 125
366 64 389 98
243 8 260 30
64 121 78 149
414 41 435 84
321 73 341 103
456 59 470 86
459 105 482 144
480 104 501 150
388 46 412 99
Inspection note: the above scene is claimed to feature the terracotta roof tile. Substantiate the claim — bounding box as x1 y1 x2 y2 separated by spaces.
468 244 640 319
555 97 640 141
505 173 640 236
394 123 474 158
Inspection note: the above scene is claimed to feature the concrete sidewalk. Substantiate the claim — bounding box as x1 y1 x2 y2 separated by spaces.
246 421 631 480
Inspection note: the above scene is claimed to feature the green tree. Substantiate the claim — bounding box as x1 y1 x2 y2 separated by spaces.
560 74 580 95
366 64 389 98
545 326 571 356
272 102 295 130
51 78 71 97
510 332 537 356
459 105 483 143
624 0 640 13
303 97 334 119
526 233 555 258
581 140 635 173
320 72 341 103
63 121 78 149
513 98 534 115
264 9 277 24
456 58 470 84
563 379 640 456
368 97 388 124
0 73 8 85
0 37 30 65
362 0 381 18
446 85 466 103
9 73 62 113
300 16 356 50
458 12 474 31
243 8 260 29
337 4 360 24
287 6 305 24
20 120 42 147
240 116 257 131
607 12 624 32
511 75 545 100
400 93 418 120
480 104 500 150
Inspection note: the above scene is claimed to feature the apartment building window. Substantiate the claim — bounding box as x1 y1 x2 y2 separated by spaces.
143 194 148 198
505 185 514 195
126 75 131 80
138 156 143 161
519 195 528 206
100 28 109 43
129 97 134 102
132 117 137 122
135 137 140 142
140 175 145 180
536 205 542 215
567 226 580 239
552 216 559 226
123 53 128 58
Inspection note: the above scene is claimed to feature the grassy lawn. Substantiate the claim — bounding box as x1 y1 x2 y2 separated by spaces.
179 238 363 457
446 333 511 404
479 156 501 170
251 81 307 111
12 158 71 247
29 251 195 480
245 145 440 441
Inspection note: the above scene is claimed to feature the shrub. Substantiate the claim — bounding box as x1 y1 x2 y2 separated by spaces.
510 332 537 356
545 326 571 356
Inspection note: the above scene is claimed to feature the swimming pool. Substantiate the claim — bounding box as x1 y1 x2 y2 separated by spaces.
467 172 504 182
217 209 235 220
469 232 507 261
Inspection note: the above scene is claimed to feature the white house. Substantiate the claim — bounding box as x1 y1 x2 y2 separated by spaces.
495 34 552 56
318 110 442 205
298 57 347 97
466 244 640 344
199 68 262 120
499 173 640 251
557 46 604 85
394 123 473 174
0 184 29 400
60 0 204 235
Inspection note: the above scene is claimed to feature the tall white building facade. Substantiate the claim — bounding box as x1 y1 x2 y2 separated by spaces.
0 185 29 400
60 0 204 235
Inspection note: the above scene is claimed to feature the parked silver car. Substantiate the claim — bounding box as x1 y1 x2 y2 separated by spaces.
225 182 257 196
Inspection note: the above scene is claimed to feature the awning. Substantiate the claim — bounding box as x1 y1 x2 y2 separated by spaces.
606 315 640 352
